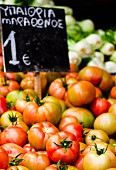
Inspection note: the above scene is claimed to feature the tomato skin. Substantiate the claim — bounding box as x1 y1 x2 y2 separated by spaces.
61 122 84 142
45 164 79 170
0 126 28 147
110 86 116 99
22 151 51 170
7 165 30 170
23 143 36 153
28 121 59 150
67 80 96 107
23 96 62 126
73 154 85 170
62 107 95 128
0 97 8 115
89 97 111 117
0 146 9 169
46 131 80 164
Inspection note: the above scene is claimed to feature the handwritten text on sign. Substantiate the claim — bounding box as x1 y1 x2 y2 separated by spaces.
0 5 69 72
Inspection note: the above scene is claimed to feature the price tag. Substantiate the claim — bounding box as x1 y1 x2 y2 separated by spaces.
0 5 69 72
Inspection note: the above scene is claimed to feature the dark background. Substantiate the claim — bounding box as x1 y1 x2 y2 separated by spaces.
53 0 116 30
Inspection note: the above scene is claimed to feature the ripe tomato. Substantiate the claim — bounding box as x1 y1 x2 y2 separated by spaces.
46 131 80 164
0 126 28 147
61 122 84 142
23 96 62 126
22 151 51 170
1 143 26 161
65 72 79 81
73 154 85 170
23 143 36 153
58 116 78 131
0 146 9 169
67 80 96 106
89 97 111 117
28 121 59 150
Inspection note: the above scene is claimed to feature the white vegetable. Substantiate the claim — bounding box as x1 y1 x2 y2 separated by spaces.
110 51 116 63
68 51 82 66
78 19 95 33
91 51 104 63
104 61 116 73
100 42 115 56
31 0 54 6
87 57 105 69
74 39 93 56
85 34 103 50
65 15 76 26
96 29 105 36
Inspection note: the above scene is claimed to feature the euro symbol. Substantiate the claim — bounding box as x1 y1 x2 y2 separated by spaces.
23 54 31 65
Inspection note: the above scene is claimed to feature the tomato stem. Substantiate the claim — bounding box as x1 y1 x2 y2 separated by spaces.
9 153 23 166
54 137 73 149
93 143 108 155
57 159 68 170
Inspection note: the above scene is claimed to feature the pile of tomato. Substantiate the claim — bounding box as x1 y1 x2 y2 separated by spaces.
0 44 116 170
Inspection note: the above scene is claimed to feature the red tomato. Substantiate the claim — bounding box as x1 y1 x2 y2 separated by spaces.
0 146 9 169
22 151 51 170
23 143 36 153
28 121 59 150
67 80 96 106
89 97 111 117
46 131 80 164
0 126 28 147
61 122 84 142
73 154 85 170
65 72 79 81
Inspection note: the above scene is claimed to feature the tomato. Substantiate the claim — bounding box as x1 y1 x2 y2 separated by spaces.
46 131 80 164
108 103 116 115
0 110 23 127
95 87 103 98
62 107 95 128
57 98 67 112
67 80 96 106
0 97 8 115
1 143 26 161
5 72 25 83
85 129 109 146
0 146 9 169
0 79 20 97
65 72 79 81
78 66 114 92
6 90 26 106
23 143 36 153
83 143 116 170
0 56 3 71
94 112 116 136
22 151 51 170
0 126 28 147
61 122 84 142
7 165 30 170
58 116 78 131
89 97 111 117
28 121 59 150
48 77 68 100
110 86 116 99
23 96 62 126
73 154 85 170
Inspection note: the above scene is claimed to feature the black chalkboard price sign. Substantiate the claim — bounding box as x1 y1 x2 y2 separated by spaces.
0 5 69 72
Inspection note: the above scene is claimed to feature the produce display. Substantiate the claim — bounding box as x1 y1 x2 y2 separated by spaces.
0 0 116 170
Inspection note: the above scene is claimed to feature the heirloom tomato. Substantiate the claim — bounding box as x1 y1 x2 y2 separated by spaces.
0 126 28 147
1 143 26 161
23 143 36 153
83 143 116 170
108 103 116 115
67 80 96 106
46 131 80 164
28 121 59 150
74 154 85 170
0 79 20 97
23 96 62 126
22 151 51 170
0 146 9 169
110 86 116 99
